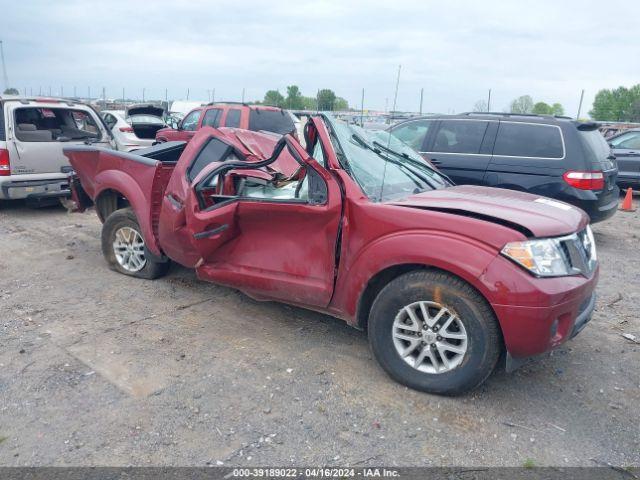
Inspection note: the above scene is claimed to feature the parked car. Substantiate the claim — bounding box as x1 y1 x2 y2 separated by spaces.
607 127 640 188
64 116 598 395
389 113 619 223
0 95 113 205
155 102 297 144
102 104 167 152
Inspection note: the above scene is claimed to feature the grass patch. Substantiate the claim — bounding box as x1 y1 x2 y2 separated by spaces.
0 436 8 445
523 458 536 469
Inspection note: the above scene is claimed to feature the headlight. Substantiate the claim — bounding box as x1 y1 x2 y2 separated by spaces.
501 238 572 277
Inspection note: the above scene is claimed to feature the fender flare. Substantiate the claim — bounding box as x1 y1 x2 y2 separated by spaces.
93 169 162 256
330 230 499 326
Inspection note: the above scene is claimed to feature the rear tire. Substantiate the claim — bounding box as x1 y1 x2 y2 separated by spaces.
368 270 501 396
101 208 169 279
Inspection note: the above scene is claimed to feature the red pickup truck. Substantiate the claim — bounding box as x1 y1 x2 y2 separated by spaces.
155 103 296 144
64 115 598 395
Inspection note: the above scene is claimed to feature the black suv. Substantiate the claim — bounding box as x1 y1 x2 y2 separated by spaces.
389 113 619 223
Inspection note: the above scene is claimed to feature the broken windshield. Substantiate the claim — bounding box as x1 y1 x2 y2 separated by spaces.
324 115 450 202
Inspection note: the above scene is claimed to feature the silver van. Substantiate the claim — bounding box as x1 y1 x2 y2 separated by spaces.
0 96 114 205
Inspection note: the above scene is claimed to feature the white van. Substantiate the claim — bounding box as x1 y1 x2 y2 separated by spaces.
0 96 114 205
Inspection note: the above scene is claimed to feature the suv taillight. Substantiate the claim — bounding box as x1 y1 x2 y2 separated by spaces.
119 126 134 133
563 170 604 190
0 149 10 176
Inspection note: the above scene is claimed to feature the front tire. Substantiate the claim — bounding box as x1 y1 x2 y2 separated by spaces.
101 208 169 279
368 270 501 395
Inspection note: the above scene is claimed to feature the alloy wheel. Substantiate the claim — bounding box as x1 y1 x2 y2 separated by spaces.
113 226 147 272
392 300 468 374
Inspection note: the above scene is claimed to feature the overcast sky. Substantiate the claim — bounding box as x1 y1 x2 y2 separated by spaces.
1 0 638 115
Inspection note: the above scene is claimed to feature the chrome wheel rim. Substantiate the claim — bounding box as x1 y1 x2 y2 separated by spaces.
113 226 146 272
392 301 468 374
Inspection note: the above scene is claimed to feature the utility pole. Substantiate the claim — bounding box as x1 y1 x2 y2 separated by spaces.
241 87 245 103
48 86 51 96
102 86 105 105
165 88 168 103
391 65 401 114
0 40 9 92
576 89 585 119
360 88 365 126
419 88 424 115
487 88 492 111
186 88 190 100
142 87 145 102
212 88 215 103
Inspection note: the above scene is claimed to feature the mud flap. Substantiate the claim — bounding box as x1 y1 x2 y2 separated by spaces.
66 173 93 212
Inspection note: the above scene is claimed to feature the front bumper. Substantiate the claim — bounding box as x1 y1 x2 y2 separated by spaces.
480 255 599 361
505 292 596 372
0 178 70 201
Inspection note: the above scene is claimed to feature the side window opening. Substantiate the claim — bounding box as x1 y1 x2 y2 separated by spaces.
103 114 117 130
181 110 201 131
225 109 241 128
390 120 432 150
202 109 222 128
188 138 239 182
195 139 326 209
431 120 488 154
494 122 564 159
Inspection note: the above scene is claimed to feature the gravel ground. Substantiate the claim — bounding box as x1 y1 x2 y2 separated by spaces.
0 198 638 467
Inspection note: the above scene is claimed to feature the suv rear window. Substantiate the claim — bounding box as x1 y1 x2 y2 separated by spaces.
431 120 488 154
14 107 101 142
494 122 564 159
249 109 295 135
579 128 614 169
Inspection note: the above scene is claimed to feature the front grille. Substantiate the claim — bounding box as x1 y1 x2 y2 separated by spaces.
558 228 597 276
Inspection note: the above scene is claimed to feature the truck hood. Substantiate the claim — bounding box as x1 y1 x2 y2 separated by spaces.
390 185 589 238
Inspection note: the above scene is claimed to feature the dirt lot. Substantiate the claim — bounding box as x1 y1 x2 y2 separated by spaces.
0 198 639 467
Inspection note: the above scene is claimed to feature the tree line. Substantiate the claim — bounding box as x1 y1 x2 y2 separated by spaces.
590 84 640 122
473 95 565 116
260 85 349 111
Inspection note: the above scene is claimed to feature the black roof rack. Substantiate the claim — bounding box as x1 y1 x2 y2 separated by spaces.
461 111 573 120
205 101 249 106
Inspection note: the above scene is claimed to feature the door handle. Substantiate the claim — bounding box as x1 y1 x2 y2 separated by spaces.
430 158 442 165
193 224 228 239
166 194 183 210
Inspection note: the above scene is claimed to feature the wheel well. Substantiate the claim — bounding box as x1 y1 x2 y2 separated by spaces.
357 264 427 330
356 264 502 340
95 189 130 223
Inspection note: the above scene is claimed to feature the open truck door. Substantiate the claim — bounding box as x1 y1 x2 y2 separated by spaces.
157 130 342 308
